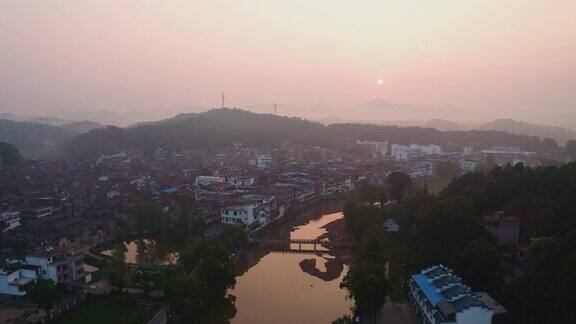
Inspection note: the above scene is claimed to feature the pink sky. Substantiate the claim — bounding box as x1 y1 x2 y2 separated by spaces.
1 0 575 126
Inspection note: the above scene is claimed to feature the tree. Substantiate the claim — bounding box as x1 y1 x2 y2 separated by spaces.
195 255 236 301
453 239 503 294
132 202 169 234
0 220 7 239
567 140 576 157
27 280 62 317
0 142 22 165
174 197 206 241
105 243 128 290
436 160 460 177
332 315 355 324
386 172 412 202
340 261 389 323
162 276 208 322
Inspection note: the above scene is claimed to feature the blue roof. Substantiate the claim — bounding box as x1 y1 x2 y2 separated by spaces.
413 274 445 306
162 187 178 194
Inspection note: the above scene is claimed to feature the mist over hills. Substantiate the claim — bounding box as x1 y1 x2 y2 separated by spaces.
64 108 563 159
0 119 75 157
2 98 575 158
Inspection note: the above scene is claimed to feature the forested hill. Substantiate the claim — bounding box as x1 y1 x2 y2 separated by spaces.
66 108 563 158
0 119 76 158
66 109 328 158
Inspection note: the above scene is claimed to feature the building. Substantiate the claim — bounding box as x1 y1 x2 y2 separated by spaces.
256 153 273 169
221 204 257 227
356 140 389 159
1 211 21 231
461 158 481 172
23 245 90 286
0 264 38 299
410 265 507 324
194 175 225 187
485 211 520 249
1 245 90 300
228 176 255 188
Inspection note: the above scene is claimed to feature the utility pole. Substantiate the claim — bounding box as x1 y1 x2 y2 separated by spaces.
221 92 225 109
274 102 277 115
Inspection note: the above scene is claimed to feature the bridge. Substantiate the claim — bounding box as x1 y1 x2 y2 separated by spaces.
250 238 355 251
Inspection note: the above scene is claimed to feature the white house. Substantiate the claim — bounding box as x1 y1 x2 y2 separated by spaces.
256 153 273 169
221 204 257 227
195 176 225 187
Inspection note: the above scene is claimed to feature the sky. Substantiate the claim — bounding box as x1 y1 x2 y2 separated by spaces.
1 0 575 126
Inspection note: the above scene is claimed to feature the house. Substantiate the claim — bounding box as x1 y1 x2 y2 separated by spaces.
461 158 481 172
1 245 91 300
485 211 520 249
1 211 21 231
0 264 38 299
409 265 507 324
23 244 91 286
194 176 225 187
256 153 273 169
221 204 257 227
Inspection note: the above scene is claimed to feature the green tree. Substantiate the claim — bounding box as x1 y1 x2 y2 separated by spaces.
0 142 22 165
567 140 576 157
27 280 62 317
453 239 503 295
340 261 389 323
436 160 460 177
132 202 169 234
162 276 208 322
106 243 128 290
386 172 412 202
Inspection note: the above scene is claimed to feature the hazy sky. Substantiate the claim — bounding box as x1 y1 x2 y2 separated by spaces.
1 0 575 126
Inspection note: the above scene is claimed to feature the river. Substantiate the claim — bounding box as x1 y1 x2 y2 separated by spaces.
229 206 353 324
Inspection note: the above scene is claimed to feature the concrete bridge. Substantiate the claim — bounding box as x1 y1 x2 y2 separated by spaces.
250 238 355 251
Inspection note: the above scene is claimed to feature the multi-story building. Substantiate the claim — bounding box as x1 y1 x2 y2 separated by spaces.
1 245 90 300
195 175 226 187
410 265 507 324
256 153 273 169
221 203 258 227
461 158 481 172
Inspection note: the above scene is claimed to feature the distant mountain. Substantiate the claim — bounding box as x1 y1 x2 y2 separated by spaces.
344 99 480 123
61 120 104 134
67 108 560 158
0 119 75 157
26 116 72 126
421 119 468 131
476 119 576 145
50 106 205 127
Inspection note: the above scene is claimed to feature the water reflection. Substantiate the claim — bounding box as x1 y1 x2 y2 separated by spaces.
230 207 354 324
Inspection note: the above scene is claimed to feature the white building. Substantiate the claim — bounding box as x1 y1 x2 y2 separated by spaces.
195 176 225 187
461 158 481 172
227 176 255 188
1 246 90 299
221 204 257 227
1 211 21 231
256 153 273 169
392 144 443 161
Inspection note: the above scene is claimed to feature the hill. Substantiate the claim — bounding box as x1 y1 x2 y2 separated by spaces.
475 119 576 145
61 120 104 134
66 108 327 158
66 108 563 158
0 119 75 158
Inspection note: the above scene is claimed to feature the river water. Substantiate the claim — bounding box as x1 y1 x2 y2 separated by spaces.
229 210 353 324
